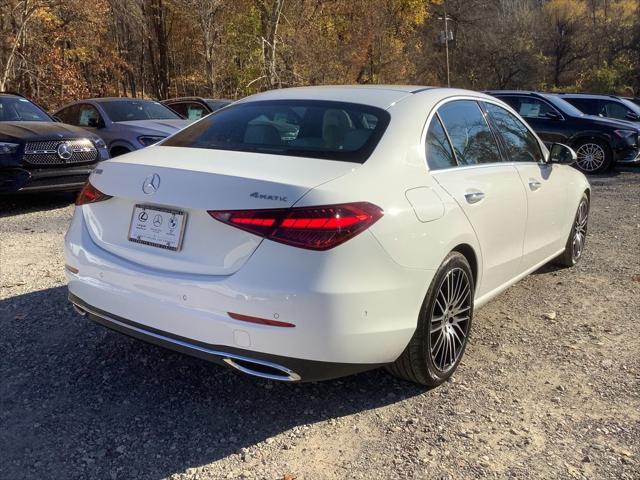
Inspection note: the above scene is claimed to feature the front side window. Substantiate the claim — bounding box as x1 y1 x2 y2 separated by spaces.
99 100 180 122
185 103 208 121
437 100 502 165
163 100 390 163
0 97 51 122
426 115 457 170
566 98 599 116
602 101 631 120
55 105 79 125
485 103 543 163
78 105 102 127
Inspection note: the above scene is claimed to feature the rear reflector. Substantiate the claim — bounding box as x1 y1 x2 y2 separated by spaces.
76 181 112 206
228 312 295 328
209 202 383 250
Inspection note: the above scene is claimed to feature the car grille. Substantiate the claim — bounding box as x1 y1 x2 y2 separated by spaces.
23 139 98 166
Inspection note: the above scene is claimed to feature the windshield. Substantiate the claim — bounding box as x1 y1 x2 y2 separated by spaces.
205 100 232 111
0 96 51 122
162 100 390 163
542 94 585 117
620 98 640 116
99 100 180 122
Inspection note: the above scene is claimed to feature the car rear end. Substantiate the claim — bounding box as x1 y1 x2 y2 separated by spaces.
64 97 428 381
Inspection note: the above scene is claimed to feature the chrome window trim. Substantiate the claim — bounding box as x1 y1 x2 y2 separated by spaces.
420 94 549 172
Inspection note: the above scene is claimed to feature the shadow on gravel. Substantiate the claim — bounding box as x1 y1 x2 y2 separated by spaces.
0 287 426 479
0 192 76 217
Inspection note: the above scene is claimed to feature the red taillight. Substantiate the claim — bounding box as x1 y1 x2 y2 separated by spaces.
209 202 383 250
76 181 112 206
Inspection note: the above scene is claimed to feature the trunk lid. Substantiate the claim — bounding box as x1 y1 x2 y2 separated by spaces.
83 146 357 275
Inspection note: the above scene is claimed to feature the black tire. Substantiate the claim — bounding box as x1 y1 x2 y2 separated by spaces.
572 138 612 174
387 252 474 387
555 193 589 268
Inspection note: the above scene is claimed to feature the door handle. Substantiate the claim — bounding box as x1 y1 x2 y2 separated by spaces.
528 180 542 191
464 191 485 204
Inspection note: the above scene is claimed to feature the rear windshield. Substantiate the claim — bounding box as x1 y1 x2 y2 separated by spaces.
162 100 391 163
100 100 180 122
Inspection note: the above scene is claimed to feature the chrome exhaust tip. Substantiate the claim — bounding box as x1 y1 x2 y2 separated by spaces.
71 303 87 316
223 356 301 382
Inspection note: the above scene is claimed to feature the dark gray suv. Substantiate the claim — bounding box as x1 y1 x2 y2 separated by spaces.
54 98 192 157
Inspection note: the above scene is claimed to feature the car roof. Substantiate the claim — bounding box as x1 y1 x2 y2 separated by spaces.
162 97 233 103
555 92 624 100
77 97 162 103
234 85 501 110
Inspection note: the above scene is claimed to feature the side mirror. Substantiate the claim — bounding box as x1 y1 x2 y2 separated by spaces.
547 143 577 165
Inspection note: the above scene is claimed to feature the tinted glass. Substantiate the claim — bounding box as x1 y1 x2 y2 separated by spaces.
620 98 640 115
0 97 51 122
437 100 501 165
55 105 79 124
565 98 599 115
205 100 232 111
184 103 208 120
426 115 456 169
166 102 189 118
100 100 180 122
163 100 390 163
602 101 631 120
542 95 584 117
78 105 102 127
515 97 559 119
485 103 543 163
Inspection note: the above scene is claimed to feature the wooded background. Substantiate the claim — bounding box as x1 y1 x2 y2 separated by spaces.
0 0 638 110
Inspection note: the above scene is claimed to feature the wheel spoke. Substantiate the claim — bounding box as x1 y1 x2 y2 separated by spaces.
429 267 472 371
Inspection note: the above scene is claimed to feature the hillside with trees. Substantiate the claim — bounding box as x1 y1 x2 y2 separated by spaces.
0 0 638 109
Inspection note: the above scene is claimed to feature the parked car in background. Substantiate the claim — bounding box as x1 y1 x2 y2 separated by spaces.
623 96 640 107
557 93 640 124
487 90 640 173
66 86 590 386
162 97 233 121
54 98 192 157
0 92 108 193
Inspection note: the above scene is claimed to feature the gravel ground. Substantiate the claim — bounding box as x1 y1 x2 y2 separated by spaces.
1 170 639 480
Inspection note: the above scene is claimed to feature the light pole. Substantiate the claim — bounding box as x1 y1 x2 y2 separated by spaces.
438 5 453 88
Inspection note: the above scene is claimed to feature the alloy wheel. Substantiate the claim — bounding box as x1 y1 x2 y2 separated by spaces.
572 198 588 261
575 143 606 172
429 267 472 372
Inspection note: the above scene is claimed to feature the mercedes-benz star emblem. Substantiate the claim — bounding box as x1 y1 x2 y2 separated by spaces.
142 173 161 195
57 142 73 161
152 214 163 227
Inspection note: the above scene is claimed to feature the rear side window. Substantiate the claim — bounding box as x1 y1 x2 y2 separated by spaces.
437 100 502 165
426 115 457 170
484 103 543 163
162 100 390 163
514 97 559 119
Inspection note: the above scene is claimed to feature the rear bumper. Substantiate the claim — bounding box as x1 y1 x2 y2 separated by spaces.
69 293 381 382
64 208 432 380
0 165 96 193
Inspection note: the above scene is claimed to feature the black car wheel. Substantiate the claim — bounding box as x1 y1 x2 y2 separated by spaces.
573 139 612 174
388 252 474 387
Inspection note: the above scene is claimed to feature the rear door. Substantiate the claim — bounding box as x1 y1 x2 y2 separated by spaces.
427 99 527 298
483 102 568 268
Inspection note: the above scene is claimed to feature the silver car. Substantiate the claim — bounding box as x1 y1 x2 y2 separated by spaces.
54 98 192 157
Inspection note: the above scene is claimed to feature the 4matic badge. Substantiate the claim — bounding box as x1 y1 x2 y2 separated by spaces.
250 191 288 202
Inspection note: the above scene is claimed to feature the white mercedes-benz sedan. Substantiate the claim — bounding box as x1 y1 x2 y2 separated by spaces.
65 86 590 386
